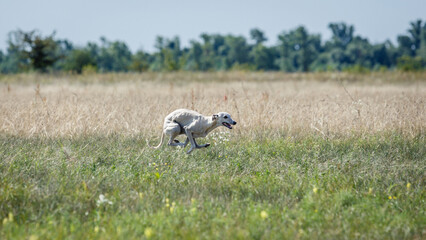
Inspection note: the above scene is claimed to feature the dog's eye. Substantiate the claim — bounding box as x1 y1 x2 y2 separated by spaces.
224 116 228 119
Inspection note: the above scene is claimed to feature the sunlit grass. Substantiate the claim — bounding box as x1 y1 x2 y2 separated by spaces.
0 134 424 239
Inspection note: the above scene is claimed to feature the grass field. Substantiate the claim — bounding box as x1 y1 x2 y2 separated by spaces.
0 72 425 239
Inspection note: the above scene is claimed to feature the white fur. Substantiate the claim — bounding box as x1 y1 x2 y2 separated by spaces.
149 109 237 154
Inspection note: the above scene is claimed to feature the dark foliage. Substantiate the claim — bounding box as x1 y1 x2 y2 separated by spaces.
1 20 425 73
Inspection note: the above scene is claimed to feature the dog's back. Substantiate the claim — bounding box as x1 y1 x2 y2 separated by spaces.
165 109 202 127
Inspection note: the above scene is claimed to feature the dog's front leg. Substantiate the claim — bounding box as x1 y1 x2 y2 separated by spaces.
184 128 197 154
193 138 210 148
198 143 211 148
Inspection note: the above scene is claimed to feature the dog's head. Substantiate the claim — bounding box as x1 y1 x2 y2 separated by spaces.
212 112 237 129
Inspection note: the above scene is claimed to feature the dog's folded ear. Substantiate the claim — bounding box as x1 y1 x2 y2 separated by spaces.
212 114 219 120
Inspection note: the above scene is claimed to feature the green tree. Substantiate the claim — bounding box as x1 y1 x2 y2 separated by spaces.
345 36 373 67
224 35 249 68
150 36 165 71
52 39 74 70
250 44 275 70
28 33 59 71
0 50 6 73
0 36 24 73
149 36 183 71
328 23 354 49
398 35 415 56
185 40 203 71
5 30 60 72
210 34 227 70
250 28 267 45
324 23 377 70
164 36 182 71
129 50 150 72
295 26 320 72
163 49 179 71
371 42 392 67
276 26 320 72
408 20 423 53
397 20 425 57
276 31 295 71
249 28 275 70
63 48 96 74
199 33 214 70
417 21 426 61
150 36 182 71
96 37 132 72
397 56 423 71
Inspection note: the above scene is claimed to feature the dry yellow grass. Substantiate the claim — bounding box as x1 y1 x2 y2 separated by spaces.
0 72 425 138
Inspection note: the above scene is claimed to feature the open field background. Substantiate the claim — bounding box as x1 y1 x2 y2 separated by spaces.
0 72 425 239
1 72 425 138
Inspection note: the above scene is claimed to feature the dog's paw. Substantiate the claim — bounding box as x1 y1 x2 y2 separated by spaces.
205 143 210 147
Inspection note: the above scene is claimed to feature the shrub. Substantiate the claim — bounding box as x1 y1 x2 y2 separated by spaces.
396 56 423 72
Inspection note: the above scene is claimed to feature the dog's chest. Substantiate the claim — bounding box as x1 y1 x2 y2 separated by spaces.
192 131 208 138
190 124 208 137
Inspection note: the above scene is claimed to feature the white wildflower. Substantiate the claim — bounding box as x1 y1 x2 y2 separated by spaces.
96 194 113 206
210 131 230 144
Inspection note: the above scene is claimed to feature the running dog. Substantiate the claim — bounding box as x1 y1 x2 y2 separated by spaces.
149 109 237 153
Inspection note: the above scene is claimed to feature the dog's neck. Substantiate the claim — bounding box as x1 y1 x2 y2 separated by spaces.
204 116 220 134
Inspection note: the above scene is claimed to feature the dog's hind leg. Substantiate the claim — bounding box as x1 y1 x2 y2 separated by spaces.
165 123 185 147
183 137 190 147
167 132 186 147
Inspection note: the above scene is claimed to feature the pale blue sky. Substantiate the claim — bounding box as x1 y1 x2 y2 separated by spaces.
0 0 425 53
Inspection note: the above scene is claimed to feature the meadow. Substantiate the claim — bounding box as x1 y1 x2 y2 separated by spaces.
0 72 425 239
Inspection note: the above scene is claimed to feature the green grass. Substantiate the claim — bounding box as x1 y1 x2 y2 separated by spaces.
0 133 425 239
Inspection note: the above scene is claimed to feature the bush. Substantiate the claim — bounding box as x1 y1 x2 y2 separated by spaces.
396 56 424 72
342 64 370 73
231 63 256 71
63 49 97 74
82 64 97 75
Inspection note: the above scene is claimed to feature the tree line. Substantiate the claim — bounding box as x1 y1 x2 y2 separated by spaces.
0 20 425 74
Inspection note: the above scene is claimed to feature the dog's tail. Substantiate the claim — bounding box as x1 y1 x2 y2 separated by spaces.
147 132 165 149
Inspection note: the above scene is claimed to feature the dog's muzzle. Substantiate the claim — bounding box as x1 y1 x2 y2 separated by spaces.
222 121 237 129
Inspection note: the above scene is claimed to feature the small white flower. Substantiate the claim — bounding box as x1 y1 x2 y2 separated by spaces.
96 194 113 206
210 131 230 144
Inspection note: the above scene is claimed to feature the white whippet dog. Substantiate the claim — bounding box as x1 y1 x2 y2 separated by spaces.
149 109 237 154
